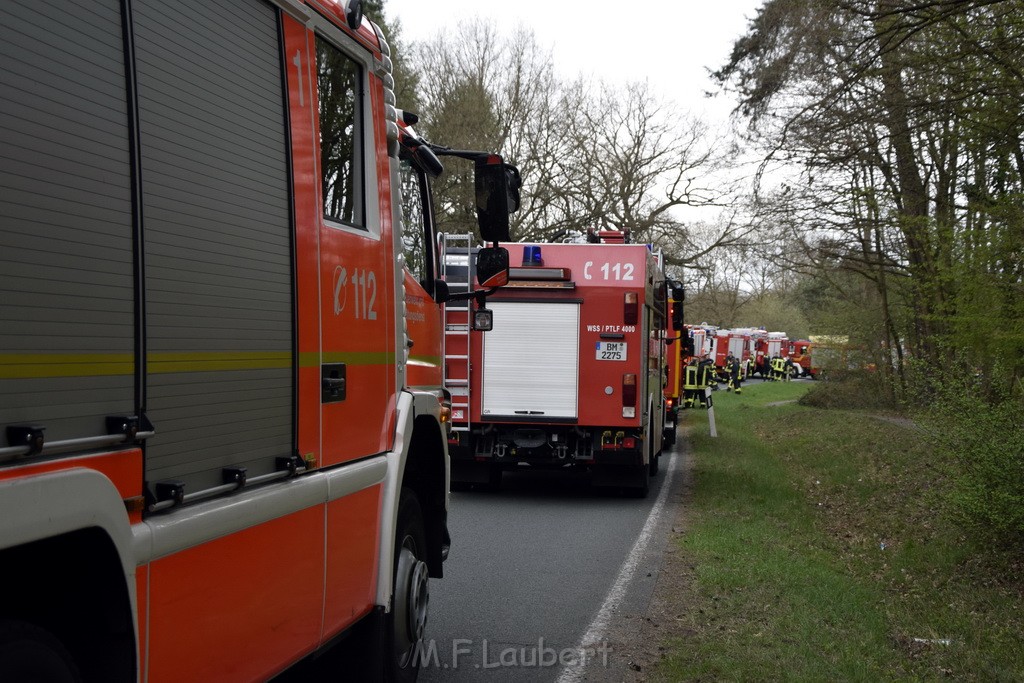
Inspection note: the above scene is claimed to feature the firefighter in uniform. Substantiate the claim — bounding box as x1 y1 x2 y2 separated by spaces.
696 356 712 397
783 355 795 382
726 355 743 394
683 355 714 408
770 355 785 381
683 359 701 408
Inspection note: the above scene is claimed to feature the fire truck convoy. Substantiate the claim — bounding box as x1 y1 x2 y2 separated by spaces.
0 1 519 680
443 231 670 498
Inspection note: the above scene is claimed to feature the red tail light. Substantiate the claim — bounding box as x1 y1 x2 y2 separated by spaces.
624 292 638 325
622 373 637 406
622 374 638 418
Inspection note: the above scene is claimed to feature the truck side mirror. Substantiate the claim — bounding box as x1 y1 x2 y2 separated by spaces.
432 278 451 304
656 282 669 331
475 159 521 243
670 282 685 329
475 246 509 289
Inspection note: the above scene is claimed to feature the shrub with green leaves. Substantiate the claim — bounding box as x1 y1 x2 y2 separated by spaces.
798 370 896 411
918 374 1024 547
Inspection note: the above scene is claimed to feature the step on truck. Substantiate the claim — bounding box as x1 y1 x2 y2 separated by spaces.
0 0 518 680
443 230 669 498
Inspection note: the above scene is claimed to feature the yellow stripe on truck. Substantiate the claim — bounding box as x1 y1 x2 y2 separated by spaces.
0 351 397 379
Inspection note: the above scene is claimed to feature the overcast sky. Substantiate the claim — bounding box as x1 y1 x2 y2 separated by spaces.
383 0 765 126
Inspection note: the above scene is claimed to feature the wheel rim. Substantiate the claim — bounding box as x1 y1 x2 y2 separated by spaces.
394 537 430 667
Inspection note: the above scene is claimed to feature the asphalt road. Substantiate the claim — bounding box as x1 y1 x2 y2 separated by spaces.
419 443 685 683
276 441 685 682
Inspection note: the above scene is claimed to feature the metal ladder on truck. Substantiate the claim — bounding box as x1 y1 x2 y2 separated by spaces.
440 232 475 435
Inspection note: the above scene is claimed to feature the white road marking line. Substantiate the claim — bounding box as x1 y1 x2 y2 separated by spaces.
556 452 679 683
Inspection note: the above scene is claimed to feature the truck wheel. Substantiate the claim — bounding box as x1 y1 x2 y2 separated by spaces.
0 619 80 683
385 488 429 683
662 430 674 448
648 425 660 477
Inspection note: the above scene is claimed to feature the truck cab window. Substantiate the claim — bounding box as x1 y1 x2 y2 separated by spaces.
316 36 364 227
399 158 428 282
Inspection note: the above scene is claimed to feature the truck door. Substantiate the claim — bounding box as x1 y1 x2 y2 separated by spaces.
312 26 393 465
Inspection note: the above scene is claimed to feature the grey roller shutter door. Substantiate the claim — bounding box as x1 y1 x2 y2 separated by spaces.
482 302 580 419
134 0 293 491
0 1 135 443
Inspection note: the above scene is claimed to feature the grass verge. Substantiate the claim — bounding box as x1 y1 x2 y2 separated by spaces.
656 380 1024 681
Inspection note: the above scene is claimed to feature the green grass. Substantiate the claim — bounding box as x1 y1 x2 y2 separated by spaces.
657 380 1024 681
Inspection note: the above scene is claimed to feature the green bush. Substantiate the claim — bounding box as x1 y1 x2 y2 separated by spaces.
797 371 896 410
917 374 1024 548
801 361 1024 547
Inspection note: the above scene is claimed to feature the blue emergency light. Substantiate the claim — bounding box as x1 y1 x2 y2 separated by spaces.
522 245 543 266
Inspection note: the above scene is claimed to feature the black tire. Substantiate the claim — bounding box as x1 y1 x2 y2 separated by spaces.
385 489 430 683
0 619 80 683
648 423 660 477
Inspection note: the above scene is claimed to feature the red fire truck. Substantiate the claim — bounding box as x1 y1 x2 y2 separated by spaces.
789 339 816 378
767 332 790 359
0 1 518 680
748 331 788 378
744 328 769 377
723 327 759 377
443 231 669 498
697 323 719 359
713 329 751 378
662 281 686 446
684 325 706 363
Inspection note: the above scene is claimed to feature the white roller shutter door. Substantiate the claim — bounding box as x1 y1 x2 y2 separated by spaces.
482 302 579 419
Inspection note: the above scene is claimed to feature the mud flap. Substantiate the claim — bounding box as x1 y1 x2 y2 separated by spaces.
591 460 646 490
450 459 501 491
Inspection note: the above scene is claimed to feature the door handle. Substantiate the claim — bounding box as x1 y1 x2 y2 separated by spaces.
321 363 347 403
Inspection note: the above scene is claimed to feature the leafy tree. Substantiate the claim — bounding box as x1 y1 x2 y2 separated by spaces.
409 18 742 267
715 0 1024 396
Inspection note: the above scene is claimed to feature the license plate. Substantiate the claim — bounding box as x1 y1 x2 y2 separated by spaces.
595 341 627 361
